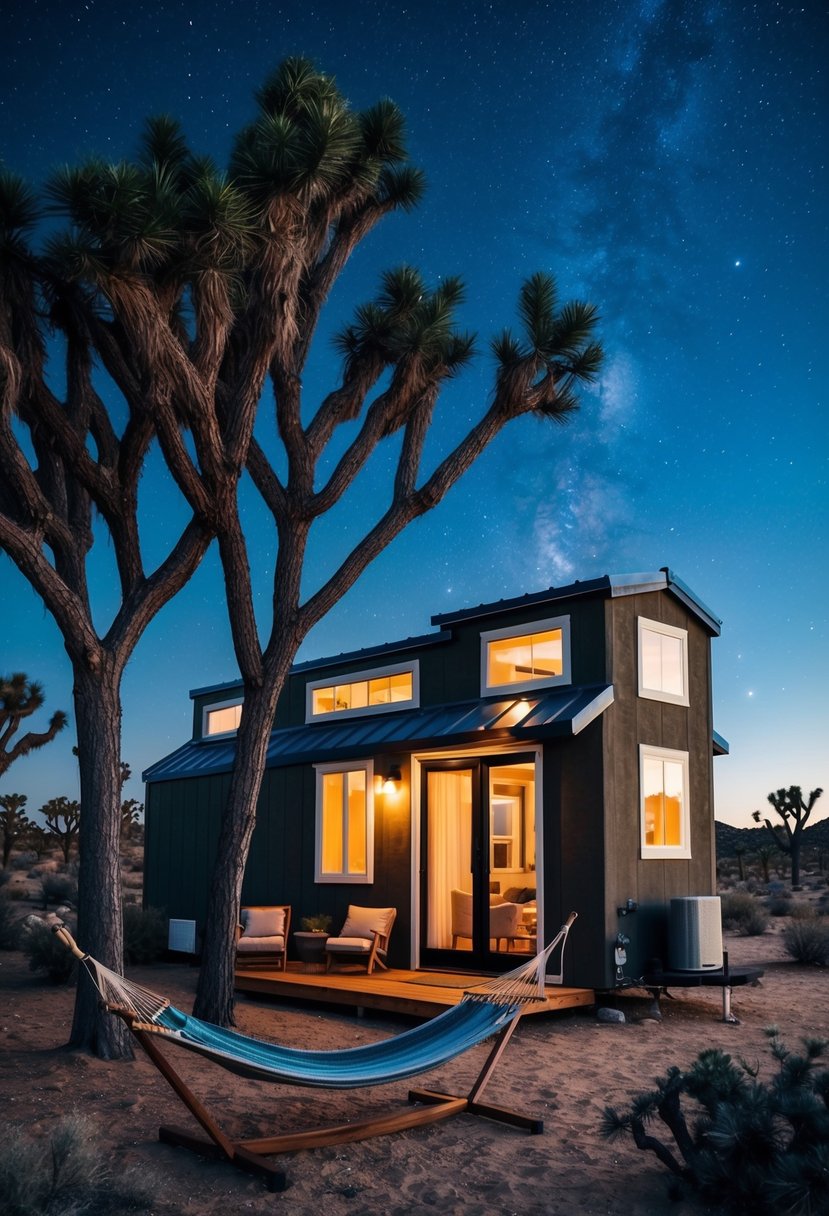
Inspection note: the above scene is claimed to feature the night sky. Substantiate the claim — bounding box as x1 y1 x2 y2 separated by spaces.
2 0 826 828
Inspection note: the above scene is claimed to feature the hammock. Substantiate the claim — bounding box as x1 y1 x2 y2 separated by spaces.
54 914 576 1191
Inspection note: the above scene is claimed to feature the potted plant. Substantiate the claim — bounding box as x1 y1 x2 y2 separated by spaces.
294 913 332 967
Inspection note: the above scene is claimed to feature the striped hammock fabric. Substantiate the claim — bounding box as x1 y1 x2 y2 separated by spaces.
152 996 518 1088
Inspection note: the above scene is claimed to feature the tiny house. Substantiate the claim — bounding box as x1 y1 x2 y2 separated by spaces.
143 568 727 990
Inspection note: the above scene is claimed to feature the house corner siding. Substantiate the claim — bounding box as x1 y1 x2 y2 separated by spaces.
599 591 718 985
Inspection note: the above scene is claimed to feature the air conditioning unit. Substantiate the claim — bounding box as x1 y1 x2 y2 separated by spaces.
168 918 197 954
669 896 722 970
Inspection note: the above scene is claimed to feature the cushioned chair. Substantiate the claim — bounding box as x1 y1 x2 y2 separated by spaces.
450 889 522 951
324 905 397 975
235 905 291 971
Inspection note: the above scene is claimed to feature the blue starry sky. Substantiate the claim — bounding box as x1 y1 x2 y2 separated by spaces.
2 0 826 827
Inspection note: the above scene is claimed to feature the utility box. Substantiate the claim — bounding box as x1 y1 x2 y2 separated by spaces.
168 918 197 955
669 896 722 970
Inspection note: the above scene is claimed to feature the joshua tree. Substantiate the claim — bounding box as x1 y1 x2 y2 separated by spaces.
120 798 142 843
0 674 67 778
753 786 824 888
755 844 775 884
0 791 32 867
41 796 82 864
1 57 602 1040
172 60 602 1028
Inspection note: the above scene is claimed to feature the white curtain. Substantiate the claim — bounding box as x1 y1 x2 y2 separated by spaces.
426 770 472 948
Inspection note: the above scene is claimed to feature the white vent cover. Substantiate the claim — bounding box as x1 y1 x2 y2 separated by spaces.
669 896 723 970
168 918 197 954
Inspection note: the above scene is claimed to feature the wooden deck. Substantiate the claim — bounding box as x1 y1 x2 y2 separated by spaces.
234 962 594 1019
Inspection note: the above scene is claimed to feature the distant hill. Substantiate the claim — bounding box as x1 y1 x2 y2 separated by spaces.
716 817 829 858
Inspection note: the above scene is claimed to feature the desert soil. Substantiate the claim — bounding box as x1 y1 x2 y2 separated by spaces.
2 913 827 1216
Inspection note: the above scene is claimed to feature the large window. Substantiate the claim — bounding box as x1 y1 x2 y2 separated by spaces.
638 617 689 706
202 699 242 738
314 761 374 883
639 745 691 859
306 662 418 722
481 616 571 696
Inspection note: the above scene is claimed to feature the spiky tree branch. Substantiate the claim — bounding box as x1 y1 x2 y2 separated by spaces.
0 676 68 779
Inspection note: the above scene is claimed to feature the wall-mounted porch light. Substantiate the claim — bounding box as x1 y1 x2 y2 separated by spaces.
382 765 402 794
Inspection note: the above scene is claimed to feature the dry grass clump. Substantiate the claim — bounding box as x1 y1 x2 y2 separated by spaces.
0 1112 158 1215
783 916 829 966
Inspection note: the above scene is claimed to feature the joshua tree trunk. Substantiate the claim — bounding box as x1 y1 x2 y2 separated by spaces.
193 663 292 1025
66 660 133 1059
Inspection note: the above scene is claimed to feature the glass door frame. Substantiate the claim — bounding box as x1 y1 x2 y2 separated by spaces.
416 749 539 972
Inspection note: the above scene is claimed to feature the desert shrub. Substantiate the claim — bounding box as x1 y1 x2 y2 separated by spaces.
0 869 11 888
0 1112 157 1215
40 872 77 909
766 891 793 916
0 892 22 949
789 901 820 920
783 917 829 966
602 1031 829 1214
763 894 792 914
720 892 769 935
11 851 37 870
20 918 76 983
123 904 166 965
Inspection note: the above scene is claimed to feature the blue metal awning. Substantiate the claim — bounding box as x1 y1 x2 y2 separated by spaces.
143 683 615 784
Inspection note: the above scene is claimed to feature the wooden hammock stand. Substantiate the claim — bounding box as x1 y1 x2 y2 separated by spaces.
54 919 578 1193
121 1006 540 1192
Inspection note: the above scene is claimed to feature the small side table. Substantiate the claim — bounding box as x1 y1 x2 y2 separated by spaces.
293 931 329 971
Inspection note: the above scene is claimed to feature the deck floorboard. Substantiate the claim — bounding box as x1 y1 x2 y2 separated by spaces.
234 963 594 1019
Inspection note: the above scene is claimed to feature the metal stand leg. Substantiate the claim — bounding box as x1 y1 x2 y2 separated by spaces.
721 985 739 1024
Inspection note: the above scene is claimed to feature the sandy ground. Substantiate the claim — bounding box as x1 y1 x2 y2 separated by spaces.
1 922 827 1216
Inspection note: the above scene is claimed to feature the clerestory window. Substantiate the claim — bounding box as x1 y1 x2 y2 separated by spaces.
481 616 571 696
306 662 418 722
202 699 242 738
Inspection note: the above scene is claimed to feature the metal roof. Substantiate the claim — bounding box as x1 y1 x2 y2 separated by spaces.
144 683 615 784
189 570 720 705
432 568 721 637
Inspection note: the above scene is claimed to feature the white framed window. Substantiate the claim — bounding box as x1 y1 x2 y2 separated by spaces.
639 744 691 859
314 760 375 883
481 616 571 696
305 661 419 723
202 699 243 738
638 617 689 706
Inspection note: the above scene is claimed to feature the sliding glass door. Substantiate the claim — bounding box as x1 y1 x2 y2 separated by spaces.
420 755 537 971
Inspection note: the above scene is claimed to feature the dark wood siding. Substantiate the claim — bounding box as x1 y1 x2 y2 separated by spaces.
544 721 607 988
601 592 716 981
144 756 412 967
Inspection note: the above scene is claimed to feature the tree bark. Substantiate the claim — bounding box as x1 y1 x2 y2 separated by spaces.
192 667 291 1026
67 659 133 1059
